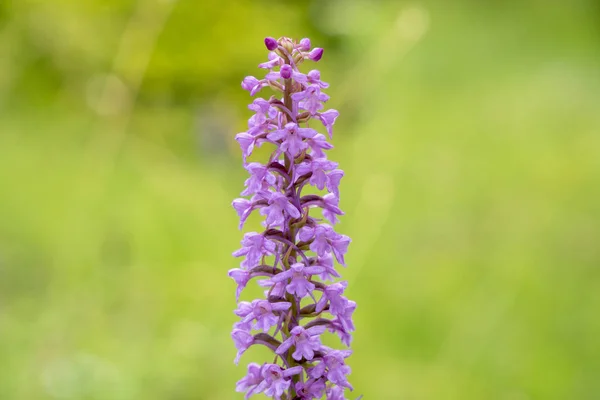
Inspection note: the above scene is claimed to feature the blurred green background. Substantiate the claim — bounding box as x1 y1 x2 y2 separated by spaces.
2 0 600 399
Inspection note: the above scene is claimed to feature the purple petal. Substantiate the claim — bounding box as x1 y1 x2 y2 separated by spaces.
267 129 287 142
306 325 327 336
270 269 293 282
283 366 303 377
235 132 255 159
298 226 315 242
297 127 317 139
275 337 294 355
271 302 292 311
242 76 259 92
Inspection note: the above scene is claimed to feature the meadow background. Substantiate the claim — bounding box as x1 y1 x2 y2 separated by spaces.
1 0 600 399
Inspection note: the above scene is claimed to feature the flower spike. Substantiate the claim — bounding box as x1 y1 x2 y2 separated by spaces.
231 36 354 399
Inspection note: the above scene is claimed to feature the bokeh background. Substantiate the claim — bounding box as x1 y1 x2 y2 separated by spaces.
2 0 600 399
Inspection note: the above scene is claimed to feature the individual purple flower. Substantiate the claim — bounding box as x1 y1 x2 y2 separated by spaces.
322 193 344 225
326 385 347 400
235 132 255 162
248 98 273 123
299 224 351 265
232 328 254 364
237 299 291 332
259 192 300 227
296 158 338 191
326 302 357 346
324 350 353 388
307 70 329 88
306 133 334 158
259 52 283 69
316 281 349 315
247 98 278 136
308 349 353 389
269 262 325 298
236 363 264 399
292 85 329 115
232 198 254 229
276 325 326 361
295 377 326 399
247 117 271 137
328 320 353 347
326 168 344 198
267 122 317 156
242 76 266 96
233 232 276 269
242 163 276 196
335 300 357 333
314 254 341 282
228 268 250 301
234 300 254 315
254 364 303 399
317 109 340 138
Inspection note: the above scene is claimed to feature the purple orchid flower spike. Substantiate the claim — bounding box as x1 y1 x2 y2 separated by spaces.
230 36 356 399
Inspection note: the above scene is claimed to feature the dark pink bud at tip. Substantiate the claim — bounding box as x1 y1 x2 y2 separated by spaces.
308 47 324 61
264 37 278 51
299 38 311 51
280 64 292 79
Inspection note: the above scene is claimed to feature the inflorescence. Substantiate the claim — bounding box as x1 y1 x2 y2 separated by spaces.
229 36 356 400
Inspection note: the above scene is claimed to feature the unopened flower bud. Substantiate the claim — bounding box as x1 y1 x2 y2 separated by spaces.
264 37 278 51
299 38 311 51
280 64 292 80
308 47 324 61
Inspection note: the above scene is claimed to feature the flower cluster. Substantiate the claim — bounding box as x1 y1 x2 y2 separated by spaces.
229 37 356 400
